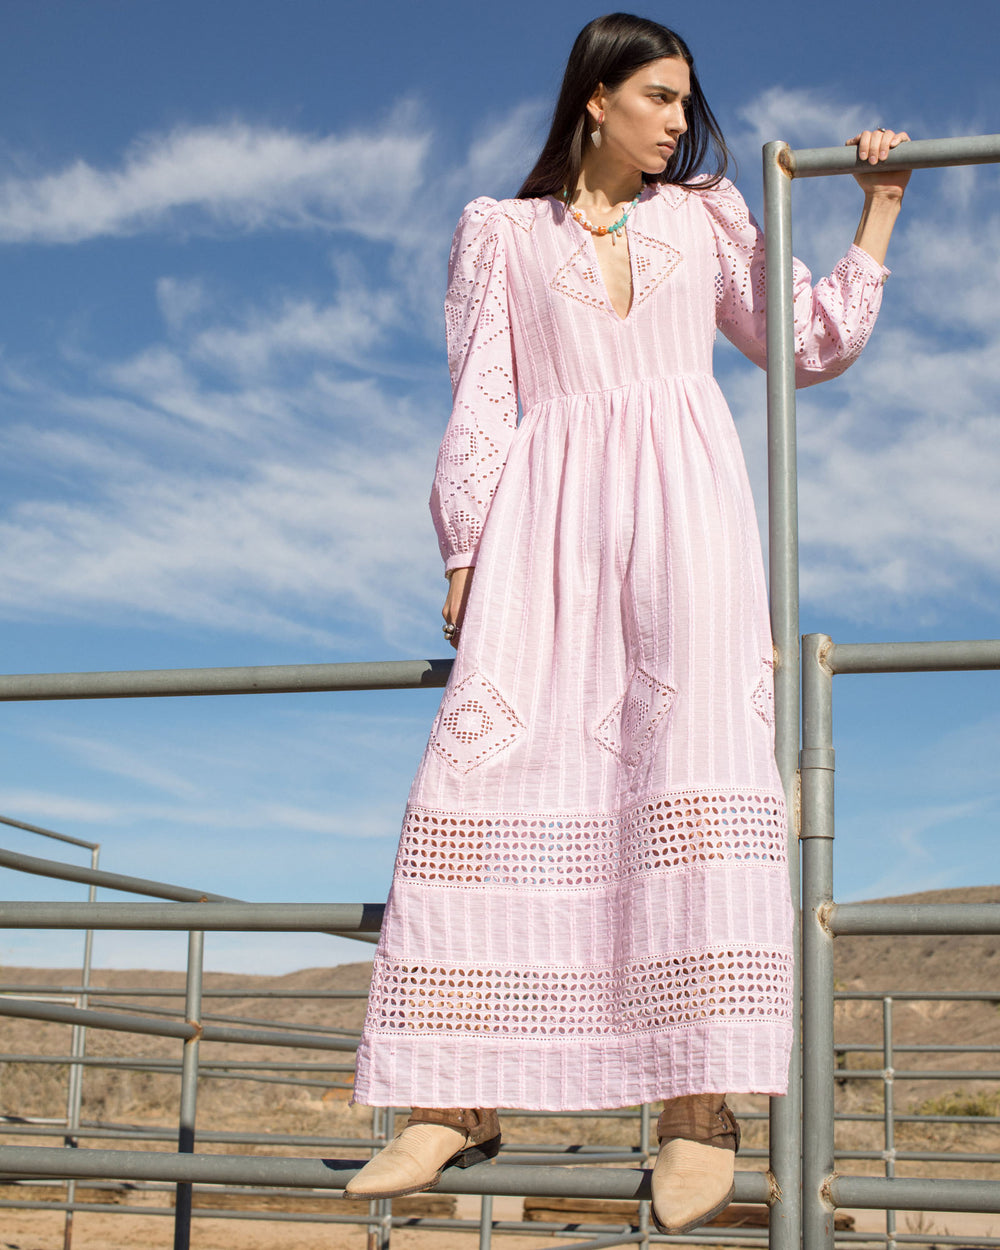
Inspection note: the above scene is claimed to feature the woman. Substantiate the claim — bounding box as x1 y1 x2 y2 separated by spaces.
347 13 909 1234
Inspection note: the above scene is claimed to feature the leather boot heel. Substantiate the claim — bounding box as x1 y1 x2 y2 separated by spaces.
345 1107 501 1200
453 1131 502 1168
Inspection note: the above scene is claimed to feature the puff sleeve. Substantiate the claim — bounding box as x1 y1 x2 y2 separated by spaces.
703 180 890 389
429 198 519 572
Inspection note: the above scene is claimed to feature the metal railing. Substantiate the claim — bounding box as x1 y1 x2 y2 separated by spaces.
799 637 1000 1250
1 834 686 1250
0 131 998 1249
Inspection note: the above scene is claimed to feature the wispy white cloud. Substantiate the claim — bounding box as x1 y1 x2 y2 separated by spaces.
258 803 399 838
0 111 430 244
39 734 203 799
736 85 872 157
0 790 119 823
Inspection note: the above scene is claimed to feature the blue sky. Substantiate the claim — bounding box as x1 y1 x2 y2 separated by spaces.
1 0 997 974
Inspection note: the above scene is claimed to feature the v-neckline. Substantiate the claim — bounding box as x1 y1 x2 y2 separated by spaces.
586 228 634 323
556 186 650 324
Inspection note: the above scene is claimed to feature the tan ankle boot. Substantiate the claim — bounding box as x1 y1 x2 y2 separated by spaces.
650 1094 740 1234
345 1107 501 1199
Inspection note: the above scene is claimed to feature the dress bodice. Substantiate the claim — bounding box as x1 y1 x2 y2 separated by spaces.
435 180 888 572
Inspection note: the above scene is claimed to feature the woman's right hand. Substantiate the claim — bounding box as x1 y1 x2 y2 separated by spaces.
442 567 474 649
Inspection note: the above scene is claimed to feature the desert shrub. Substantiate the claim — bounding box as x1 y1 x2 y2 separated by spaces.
914 1088 1000 1117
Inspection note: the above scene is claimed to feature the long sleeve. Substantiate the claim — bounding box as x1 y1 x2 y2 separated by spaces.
703 180 889 389
430 197 519 572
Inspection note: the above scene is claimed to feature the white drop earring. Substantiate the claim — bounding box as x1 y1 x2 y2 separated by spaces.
590 110 604 149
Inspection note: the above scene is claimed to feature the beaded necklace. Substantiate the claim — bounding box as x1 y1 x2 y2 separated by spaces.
562 185 643 241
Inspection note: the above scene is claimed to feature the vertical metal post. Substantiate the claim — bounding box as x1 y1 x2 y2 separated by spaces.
883 998 896 1250
367 1105 393 1250
763 138 802 1250
62 844 99 1250
173 929 203 1250
800 634 836 1250
478 1193 494 1250
638 1102 652 1249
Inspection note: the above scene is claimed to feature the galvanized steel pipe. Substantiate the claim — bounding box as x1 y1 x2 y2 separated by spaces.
0 657 453 702
828 903 1000 934
828 1175 1000 1214
0 901 384 930
763 136 802 1250
827 639 1000 674
784 133 1000 177
0 1145 773 1202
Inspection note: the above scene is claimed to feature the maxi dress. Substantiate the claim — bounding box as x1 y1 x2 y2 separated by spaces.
353 179 888 1111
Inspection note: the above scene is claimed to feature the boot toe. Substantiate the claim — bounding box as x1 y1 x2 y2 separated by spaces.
345 1123 468 1200
651 1138 736 1234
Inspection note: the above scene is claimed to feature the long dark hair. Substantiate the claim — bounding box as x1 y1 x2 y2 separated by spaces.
518 13 731 199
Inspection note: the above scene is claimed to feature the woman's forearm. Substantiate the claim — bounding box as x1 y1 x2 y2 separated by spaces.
853 190 904 267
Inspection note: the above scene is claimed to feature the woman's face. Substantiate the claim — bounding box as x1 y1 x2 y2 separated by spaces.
590 56 691 174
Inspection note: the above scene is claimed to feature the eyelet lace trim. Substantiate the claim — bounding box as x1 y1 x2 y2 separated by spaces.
396 788 786 887
366 946 794 1035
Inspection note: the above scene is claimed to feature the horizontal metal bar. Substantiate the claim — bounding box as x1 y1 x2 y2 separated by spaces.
0 1054 356 1072
0 1122 762 1162
0 1122 382 1149
828 902 1000 934
0 1122 670 1159
0 995 195 1040
833 1069 1000 1081
0 1145 773 1202
4 1069 347 1098
834 990 1000 1001
0 812 98 850
828 1174 1000 1213
88 996 361 1037
0 901 385 931
785 133 1000 178
0 845 237 903
530 1236 644 1250
0 855 378 946
835 1150 1000 1164
873 1115 1000 1125
499 1153 648 1166
0 1199 390 1227
836 1044 1000 1052
0 997 361 1050
826 639 1000 674
0 984 367 998
831 1238 1000 1249
0 657 453 702
399 1219 645 1237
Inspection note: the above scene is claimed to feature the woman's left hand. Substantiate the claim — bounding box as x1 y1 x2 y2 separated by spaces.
846 128 912 198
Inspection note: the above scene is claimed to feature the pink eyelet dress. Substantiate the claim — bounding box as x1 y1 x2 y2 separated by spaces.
353 179 888 1111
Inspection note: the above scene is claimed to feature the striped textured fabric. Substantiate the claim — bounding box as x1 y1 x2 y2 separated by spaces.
353 180 888 1111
